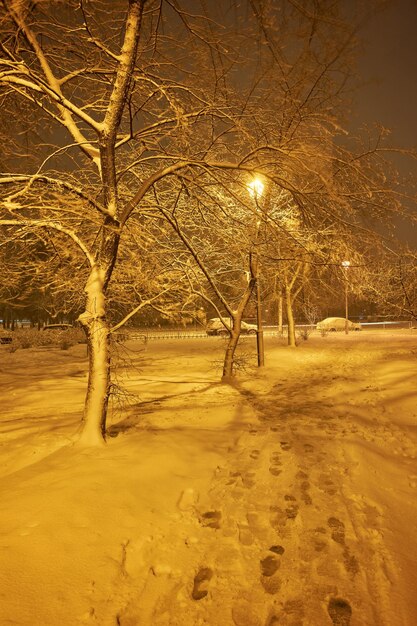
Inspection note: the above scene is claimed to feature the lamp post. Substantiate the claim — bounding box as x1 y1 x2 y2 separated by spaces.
342 260 350 335
248 178 265 367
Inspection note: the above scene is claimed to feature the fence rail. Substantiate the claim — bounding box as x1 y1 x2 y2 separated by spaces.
122 320 414 342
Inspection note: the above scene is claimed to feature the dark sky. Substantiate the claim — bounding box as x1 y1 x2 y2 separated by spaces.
354 0 417 149
353 0 417 242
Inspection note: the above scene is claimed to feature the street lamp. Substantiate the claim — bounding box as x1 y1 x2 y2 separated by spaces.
342 260 350 335
248 177 265 367
248 178 265 200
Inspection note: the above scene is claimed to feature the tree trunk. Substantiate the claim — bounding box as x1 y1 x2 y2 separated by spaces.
221 273 257 382
222 330 241 382
278 288 283 335
76 266 110 446
285 285 297 347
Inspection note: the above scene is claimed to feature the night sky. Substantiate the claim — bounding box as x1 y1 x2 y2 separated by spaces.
354 0 417 150
352 0 417 239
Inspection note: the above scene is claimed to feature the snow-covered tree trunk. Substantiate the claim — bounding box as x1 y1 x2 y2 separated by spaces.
77 266 111 446
285 282 297 348
74 0 144 444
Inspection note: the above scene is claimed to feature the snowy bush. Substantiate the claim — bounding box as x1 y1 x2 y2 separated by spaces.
6 328 84 351
297 328 311 341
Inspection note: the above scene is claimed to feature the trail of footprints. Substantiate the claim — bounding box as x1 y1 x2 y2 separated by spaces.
179 363 407 625
186 423 366 626
119 368 407 625
127 388 389 625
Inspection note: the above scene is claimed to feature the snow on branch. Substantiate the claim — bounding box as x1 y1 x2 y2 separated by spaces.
0 218 95 267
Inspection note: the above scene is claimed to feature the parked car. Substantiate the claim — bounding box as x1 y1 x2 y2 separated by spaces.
206 317 258 336
316 317 362 332
42 323 74 331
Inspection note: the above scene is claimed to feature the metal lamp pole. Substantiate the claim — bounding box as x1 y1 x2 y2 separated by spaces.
255 270 265 366
342 260 350 334
248 178 265 367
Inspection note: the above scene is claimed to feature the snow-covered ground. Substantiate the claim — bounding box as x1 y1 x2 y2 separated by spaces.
1 331 416 626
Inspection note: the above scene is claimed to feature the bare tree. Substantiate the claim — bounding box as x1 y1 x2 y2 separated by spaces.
145 172 263 381
356 246 417 323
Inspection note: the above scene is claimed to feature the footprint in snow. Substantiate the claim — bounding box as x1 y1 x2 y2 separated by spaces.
328 517 345 545
328 597 352 625
200 510 221 529
192 567 213 600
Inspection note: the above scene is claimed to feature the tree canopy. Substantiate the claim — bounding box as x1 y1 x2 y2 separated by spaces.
0 0 415 443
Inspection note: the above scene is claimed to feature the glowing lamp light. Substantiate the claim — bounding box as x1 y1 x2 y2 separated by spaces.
248 178 264 199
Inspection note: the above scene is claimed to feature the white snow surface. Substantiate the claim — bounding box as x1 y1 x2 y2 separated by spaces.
1 331 416 625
